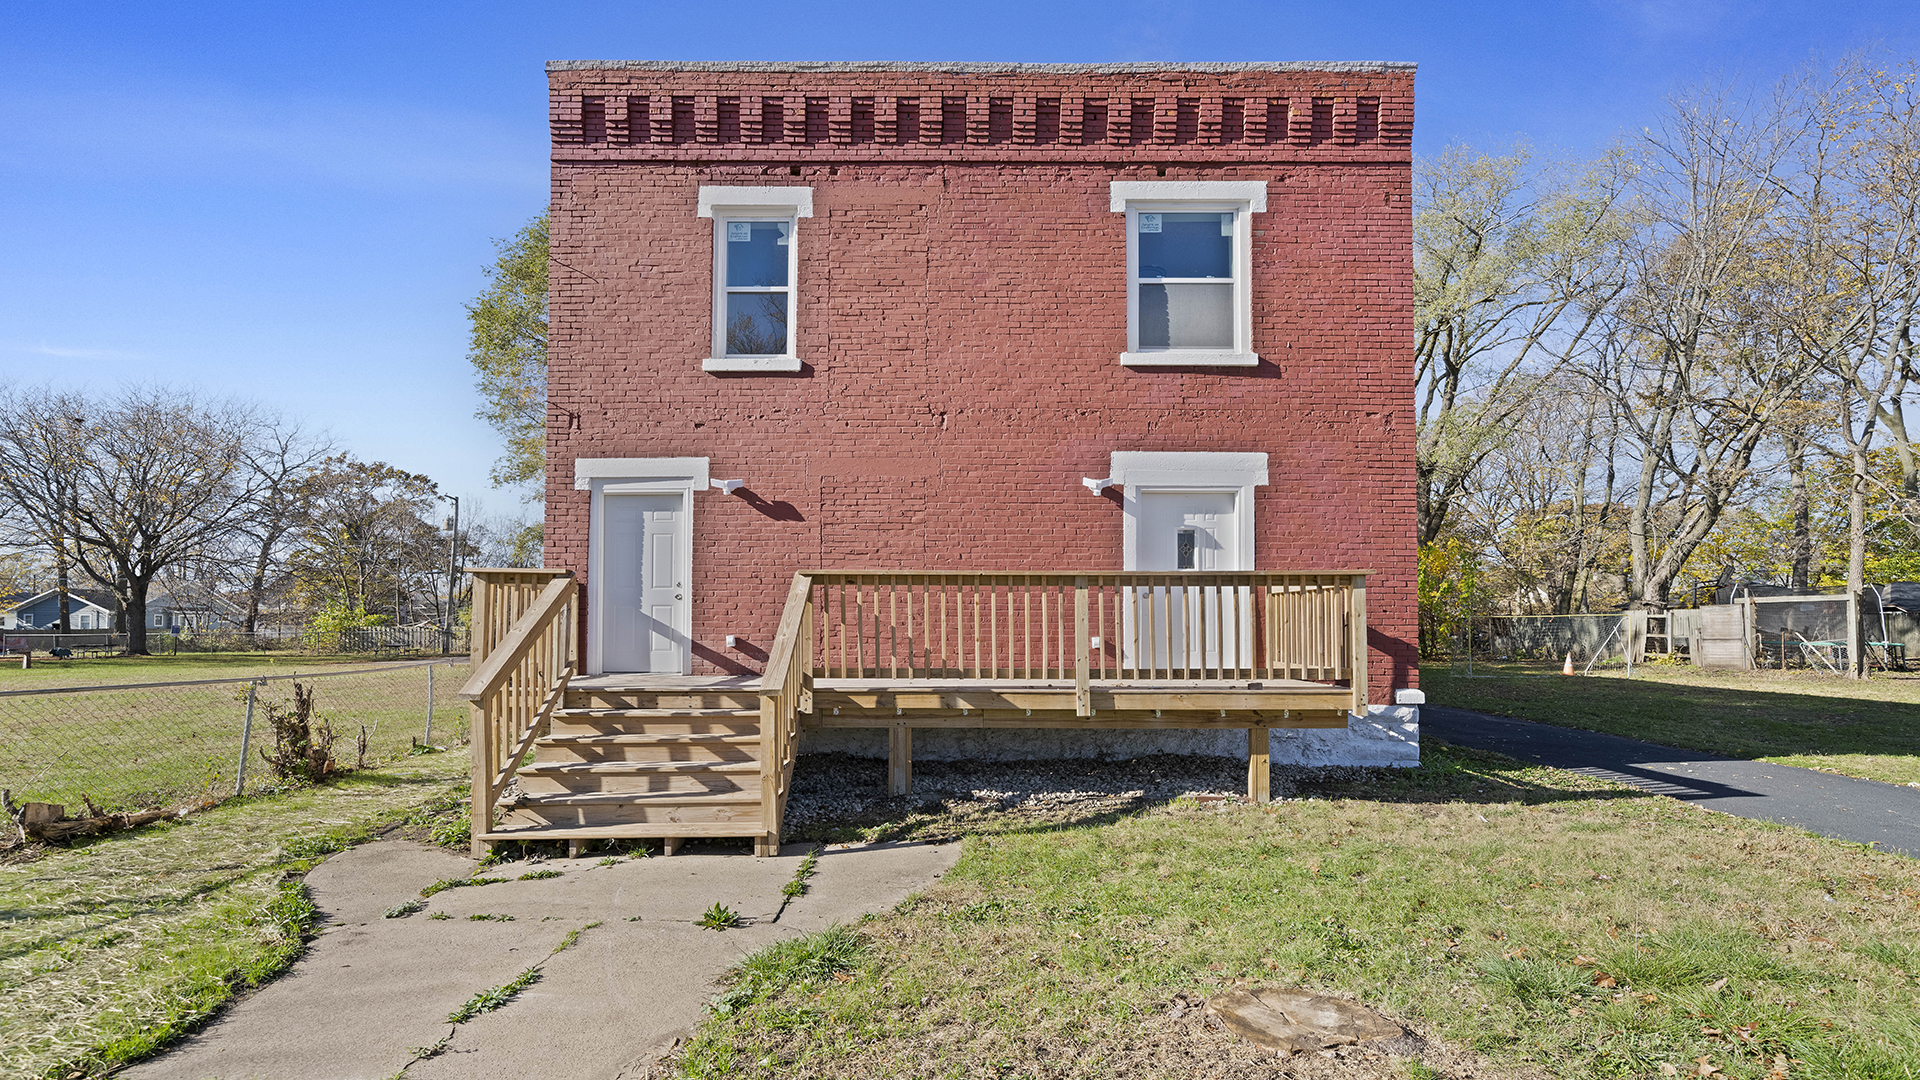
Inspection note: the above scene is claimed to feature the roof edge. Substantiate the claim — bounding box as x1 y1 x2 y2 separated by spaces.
546 60 1416 75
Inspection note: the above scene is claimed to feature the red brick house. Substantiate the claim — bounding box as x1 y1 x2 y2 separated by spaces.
459 61 1420 854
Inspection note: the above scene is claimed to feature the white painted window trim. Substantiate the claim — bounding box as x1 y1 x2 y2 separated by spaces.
579 456 708 676
1113 451 1268 570
1111 181 1266 368
699 186 811 373
697 186 815 219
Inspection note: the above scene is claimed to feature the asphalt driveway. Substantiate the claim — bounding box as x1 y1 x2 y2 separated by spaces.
1424 704 1920 858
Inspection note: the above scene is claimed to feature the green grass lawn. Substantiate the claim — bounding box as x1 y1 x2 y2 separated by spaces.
0 750 471 1080
685 746 1920 1080
1423 663 1920 786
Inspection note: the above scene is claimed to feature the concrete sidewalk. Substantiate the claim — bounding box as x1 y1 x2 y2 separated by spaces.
123 838 960 1080
1425 704 1920 858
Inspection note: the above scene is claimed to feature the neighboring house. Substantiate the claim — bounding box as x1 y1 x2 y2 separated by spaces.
463 60 1420 855
145 587 246 632
0 589 119 631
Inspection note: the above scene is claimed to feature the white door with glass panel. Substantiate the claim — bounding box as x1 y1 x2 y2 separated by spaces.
1129 491 1245 673
600 494 687 673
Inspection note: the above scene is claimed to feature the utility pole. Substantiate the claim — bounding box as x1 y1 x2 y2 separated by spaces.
442 495 459 656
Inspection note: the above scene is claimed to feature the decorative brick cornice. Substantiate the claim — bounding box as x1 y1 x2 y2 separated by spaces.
548 67 1413 163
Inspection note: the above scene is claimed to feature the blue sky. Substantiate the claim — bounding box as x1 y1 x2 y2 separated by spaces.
3 1 1916 519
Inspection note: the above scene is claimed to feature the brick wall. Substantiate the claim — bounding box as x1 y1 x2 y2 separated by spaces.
543 63 1418 699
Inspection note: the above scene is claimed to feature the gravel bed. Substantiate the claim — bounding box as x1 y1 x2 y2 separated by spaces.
783 752 1327 841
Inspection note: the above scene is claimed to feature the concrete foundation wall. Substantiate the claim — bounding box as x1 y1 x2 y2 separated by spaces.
797 702 1420 768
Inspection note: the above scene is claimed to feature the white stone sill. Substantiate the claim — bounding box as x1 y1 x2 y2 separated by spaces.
1120 351 1260 368
701 356 803 373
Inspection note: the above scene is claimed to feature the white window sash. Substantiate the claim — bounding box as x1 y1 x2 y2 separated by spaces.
1114 189 1263 368
703 197 806 373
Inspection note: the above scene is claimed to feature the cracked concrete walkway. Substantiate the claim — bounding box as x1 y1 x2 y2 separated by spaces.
122 838 960 1080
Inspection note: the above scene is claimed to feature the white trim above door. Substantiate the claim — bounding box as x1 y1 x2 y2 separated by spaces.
1113 451 1266 571
581 457 706 676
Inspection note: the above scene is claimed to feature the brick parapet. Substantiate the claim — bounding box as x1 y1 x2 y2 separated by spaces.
548 67 1413 165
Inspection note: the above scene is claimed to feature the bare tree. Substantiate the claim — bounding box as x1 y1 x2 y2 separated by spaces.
1598 81 1821 609
230 420 335 631
1771 57 1920 670
0 385 267 653
1414 143 1632 543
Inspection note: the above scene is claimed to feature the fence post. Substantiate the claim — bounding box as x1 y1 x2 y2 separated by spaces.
234 681 259 797
425 664 435 746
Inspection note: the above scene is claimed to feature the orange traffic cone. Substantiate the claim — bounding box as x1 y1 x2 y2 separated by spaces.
1562 652 1575 676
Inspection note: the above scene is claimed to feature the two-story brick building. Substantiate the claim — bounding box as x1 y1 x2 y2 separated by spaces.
459 61 1420 854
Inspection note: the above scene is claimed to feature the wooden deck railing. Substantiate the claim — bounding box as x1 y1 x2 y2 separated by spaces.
458 568 578 856
804 571 1369 712
758 574 816 850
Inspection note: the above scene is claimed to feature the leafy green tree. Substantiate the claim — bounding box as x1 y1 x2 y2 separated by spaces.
467 214 548 496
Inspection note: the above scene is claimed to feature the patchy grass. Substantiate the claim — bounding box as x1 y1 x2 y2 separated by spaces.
682 744 1920 1080
0 750 470 1079
0 661 468 812
1425 663 1920 786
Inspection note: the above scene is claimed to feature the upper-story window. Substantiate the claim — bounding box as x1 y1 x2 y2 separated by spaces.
1110 181 1267 367
697 186 813 373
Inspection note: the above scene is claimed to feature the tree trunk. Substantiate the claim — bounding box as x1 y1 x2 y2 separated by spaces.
1849 445 1869 678
1785 431 1811 590
123 574 152 655
243 527 280 634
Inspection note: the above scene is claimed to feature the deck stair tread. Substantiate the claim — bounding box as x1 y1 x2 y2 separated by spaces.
538 733 760 746
555 707 762 718
509 790 763 806
520 759 759 776
481 823 758 840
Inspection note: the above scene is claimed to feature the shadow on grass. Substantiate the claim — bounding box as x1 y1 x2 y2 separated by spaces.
1424 666 1920 762
781 743 1654 846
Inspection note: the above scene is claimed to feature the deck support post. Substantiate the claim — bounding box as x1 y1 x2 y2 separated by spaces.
889 725 913 795
1247 726 1269 803
1074 576 1091 716
664 837 683 856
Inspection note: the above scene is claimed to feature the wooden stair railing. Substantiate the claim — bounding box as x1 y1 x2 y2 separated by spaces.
757 573 815 854
805 571 1371 713
458 569 578 857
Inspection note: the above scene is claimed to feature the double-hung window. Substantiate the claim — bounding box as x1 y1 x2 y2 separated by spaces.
1110 181 1267 367
697 186 812 372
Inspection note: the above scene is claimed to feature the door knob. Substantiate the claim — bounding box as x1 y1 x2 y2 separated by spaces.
675 593 683 600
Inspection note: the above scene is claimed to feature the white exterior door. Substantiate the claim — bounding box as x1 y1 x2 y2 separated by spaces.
1131 491 1242 672
600 493 688 673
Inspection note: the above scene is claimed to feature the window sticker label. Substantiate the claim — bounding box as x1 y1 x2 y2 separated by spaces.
1221 213 1235 235
1138 213 1162 233
727 221 752 243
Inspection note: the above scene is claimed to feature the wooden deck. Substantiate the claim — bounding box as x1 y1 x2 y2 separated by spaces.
465 570 1370 856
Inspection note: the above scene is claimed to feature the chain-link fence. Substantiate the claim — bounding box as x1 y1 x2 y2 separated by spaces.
152 627 471 656
1450 614 1632 677
5 629 472 657
0 658 470 814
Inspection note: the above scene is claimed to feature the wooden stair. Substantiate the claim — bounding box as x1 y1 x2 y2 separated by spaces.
483 685 779 850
